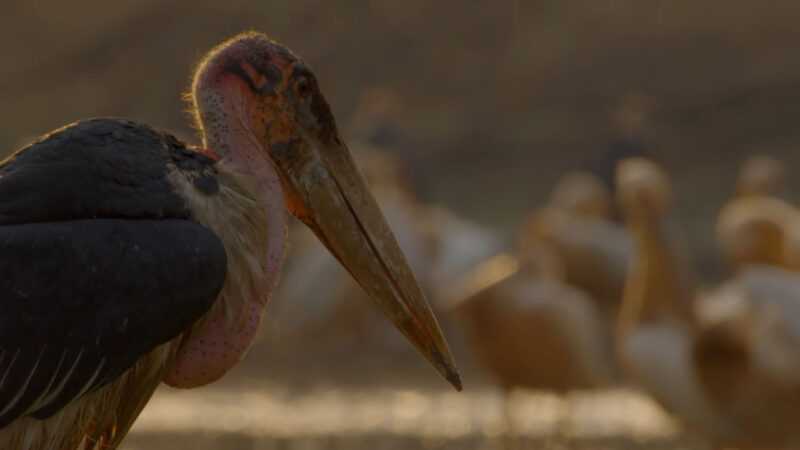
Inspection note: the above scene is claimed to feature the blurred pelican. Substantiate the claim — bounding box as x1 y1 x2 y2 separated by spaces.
449 237 617 442
692 263 800 448
616 157 800 449
426 205 506 305
519 171 631 322
716 155 798 271
547 171 615 219
452 249 616 390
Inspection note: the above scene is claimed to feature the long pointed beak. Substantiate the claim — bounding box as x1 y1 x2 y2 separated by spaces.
279 138 462 391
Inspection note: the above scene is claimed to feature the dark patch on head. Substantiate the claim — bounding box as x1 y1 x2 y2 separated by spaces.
221 52 285 98
263 66 283 92
269 140 290 160
198 32 344 163
290 64 312 81
213 35 303 99
286 64 338 145
222 60 261 94
268 139 303 163
309 86 338 144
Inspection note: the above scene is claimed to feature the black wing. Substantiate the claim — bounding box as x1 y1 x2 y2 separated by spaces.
0 118 219 225
0 119 227 427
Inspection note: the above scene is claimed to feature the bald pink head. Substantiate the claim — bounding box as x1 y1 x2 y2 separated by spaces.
182 31 462 391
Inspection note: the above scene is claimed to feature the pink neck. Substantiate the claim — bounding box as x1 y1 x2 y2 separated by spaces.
200 80 288 303
164 54 290 389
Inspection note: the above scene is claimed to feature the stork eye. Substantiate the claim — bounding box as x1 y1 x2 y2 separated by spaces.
295 77 311 97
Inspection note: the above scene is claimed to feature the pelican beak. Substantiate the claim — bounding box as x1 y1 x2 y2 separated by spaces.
269 127 461 391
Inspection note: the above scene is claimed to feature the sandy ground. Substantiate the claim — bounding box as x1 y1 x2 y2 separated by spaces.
124 386 696 450
116 345 703 450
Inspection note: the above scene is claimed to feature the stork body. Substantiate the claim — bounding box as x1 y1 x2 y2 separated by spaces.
0 120 246 448
0 33 460 449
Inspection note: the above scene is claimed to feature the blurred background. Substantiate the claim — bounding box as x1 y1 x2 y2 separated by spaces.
3 1 800 449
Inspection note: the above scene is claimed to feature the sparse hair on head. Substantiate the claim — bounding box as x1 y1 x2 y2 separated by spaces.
182 31 297 137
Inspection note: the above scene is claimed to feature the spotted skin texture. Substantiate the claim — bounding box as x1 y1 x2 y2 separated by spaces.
162 32 317 388
160 153 275 388
163 297 265 387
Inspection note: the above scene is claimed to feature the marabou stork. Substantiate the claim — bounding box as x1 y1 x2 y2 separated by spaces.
0 32 460 449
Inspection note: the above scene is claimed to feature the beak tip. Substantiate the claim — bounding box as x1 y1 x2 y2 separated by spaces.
432 348 463 391
449 371 463 392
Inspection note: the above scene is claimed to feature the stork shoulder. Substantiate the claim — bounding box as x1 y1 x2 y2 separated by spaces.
0 118 220 225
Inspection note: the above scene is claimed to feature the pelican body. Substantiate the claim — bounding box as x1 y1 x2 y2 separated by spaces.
456 263 616 393
454 171 620 395
518 171 631 322
0 32 460 449
716 154 796 270
616 157 800 449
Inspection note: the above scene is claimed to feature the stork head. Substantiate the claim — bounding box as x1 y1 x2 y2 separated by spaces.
190 32 461 390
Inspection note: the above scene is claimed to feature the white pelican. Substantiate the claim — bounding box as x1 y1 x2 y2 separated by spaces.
616 157 800 449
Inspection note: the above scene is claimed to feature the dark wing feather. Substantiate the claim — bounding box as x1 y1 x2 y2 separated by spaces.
0 118 228 427
0 219 226 426
0 118 218 224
